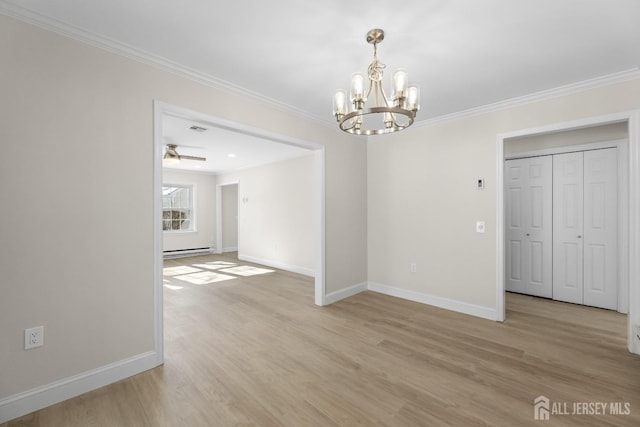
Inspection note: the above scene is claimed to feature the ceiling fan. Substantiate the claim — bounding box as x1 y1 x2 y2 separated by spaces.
163 144 206 165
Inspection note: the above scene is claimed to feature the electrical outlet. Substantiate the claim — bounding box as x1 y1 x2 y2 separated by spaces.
25 326 44 350
410 263 417 273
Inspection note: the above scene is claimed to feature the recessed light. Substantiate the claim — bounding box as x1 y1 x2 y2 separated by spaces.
194 165 202 169
227 153 237 158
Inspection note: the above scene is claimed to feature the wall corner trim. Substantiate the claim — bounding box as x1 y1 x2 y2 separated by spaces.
367 282 498 321
0 351 161 424
324 282 369 305
322 281 498 322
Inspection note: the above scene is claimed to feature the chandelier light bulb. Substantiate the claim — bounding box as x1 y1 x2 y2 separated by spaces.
407 85 420 111
333 90 347 116
351 73 366 104
393 69 408 100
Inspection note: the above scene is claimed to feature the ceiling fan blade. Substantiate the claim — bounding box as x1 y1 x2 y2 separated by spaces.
179 155 207 161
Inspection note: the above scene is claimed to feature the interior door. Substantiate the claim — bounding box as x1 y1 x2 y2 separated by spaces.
583 148 617 309
553 152 584 304
505 156 553 297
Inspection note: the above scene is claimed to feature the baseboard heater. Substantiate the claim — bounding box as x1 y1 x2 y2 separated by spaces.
163 247 214 259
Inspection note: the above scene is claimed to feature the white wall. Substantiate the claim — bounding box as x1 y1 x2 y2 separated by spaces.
368 77 640 320
162 170 216 252
218 155 315 275
0 14 367 418
505 121 628 154
221 183 238 251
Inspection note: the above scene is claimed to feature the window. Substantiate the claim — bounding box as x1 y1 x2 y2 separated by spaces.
162 185 194 232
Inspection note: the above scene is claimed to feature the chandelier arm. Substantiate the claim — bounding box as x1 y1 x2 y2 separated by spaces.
340 119 356 132
365 78 374 101
379 84 393 108
392 114 412 128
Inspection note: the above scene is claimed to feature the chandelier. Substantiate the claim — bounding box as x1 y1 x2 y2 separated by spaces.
333 29 420 135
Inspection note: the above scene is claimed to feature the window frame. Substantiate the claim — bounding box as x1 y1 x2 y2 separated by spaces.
162 183 196 233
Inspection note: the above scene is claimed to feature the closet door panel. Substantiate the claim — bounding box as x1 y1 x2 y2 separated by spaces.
505 156 552 297
505 160 527 294
553 152 584 304
583 148 617 309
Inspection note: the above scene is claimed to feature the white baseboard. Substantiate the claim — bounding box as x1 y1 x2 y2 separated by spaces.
163 247 213 259
324 282 368 305
237 254 315 277
367 282 498 321
222 246 238 253
0 351 161 424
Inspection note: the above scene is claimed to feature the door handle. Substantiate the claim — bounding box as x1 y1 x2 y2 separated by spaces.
577 235 582 238
525 233 530 237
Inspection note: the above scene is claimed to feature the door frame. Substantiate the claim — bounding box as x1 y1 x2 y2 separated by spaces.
216 182 239 254
153 101 327 365
496 110 640 355
505 140 628 312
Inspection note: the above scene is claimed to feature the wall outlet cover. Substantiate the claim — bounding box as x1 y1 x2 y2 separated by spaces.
25 326 44 350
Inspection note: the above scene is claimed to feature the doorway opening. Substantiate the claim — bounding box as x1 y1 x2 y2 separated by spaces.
504 127 627 311
496 110 640 355
153 101 326 363
216 182 239 255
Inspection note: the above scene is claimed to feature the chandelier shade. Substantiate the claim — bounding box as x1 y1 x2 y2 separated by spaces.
333 29 420 135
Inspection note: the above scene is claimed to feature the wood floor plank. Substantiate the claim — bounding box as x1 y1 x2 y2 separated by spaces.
5 253 639 426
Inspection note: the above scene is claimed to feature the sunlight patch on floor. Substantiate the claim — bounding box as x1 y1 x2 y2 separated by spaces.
193 261 238 270
174 271 236 285
219 265 275 276
163 266 202 276
163 259 276 289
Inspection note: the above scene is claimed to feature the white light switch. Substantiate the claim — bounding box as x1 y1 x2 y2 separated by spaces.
476 221 485 233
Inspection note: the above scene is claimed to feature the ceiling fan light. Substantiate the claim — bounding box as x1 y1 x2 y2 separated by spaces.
163 157 180 166
163 151 180 166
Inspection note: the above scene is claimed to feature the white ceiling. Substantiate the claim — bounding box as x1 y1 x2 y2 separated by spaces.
162 115 311 174
2 0 639 171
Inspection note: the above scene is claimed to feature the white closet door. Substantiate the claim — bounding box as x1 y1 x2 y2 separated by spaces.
553 152 584 304
505 156 553 297
553 148 618 309
505 159 527 294
583 148 617 309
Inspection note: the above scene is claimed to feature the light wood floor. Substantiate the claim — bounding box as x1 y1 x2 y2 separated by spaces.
5 253 639 426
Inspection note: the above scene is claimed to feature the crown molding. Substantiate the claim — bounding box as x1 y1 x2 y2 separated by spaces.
3 2 638 134
416 68 640 128
0 2 333 129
